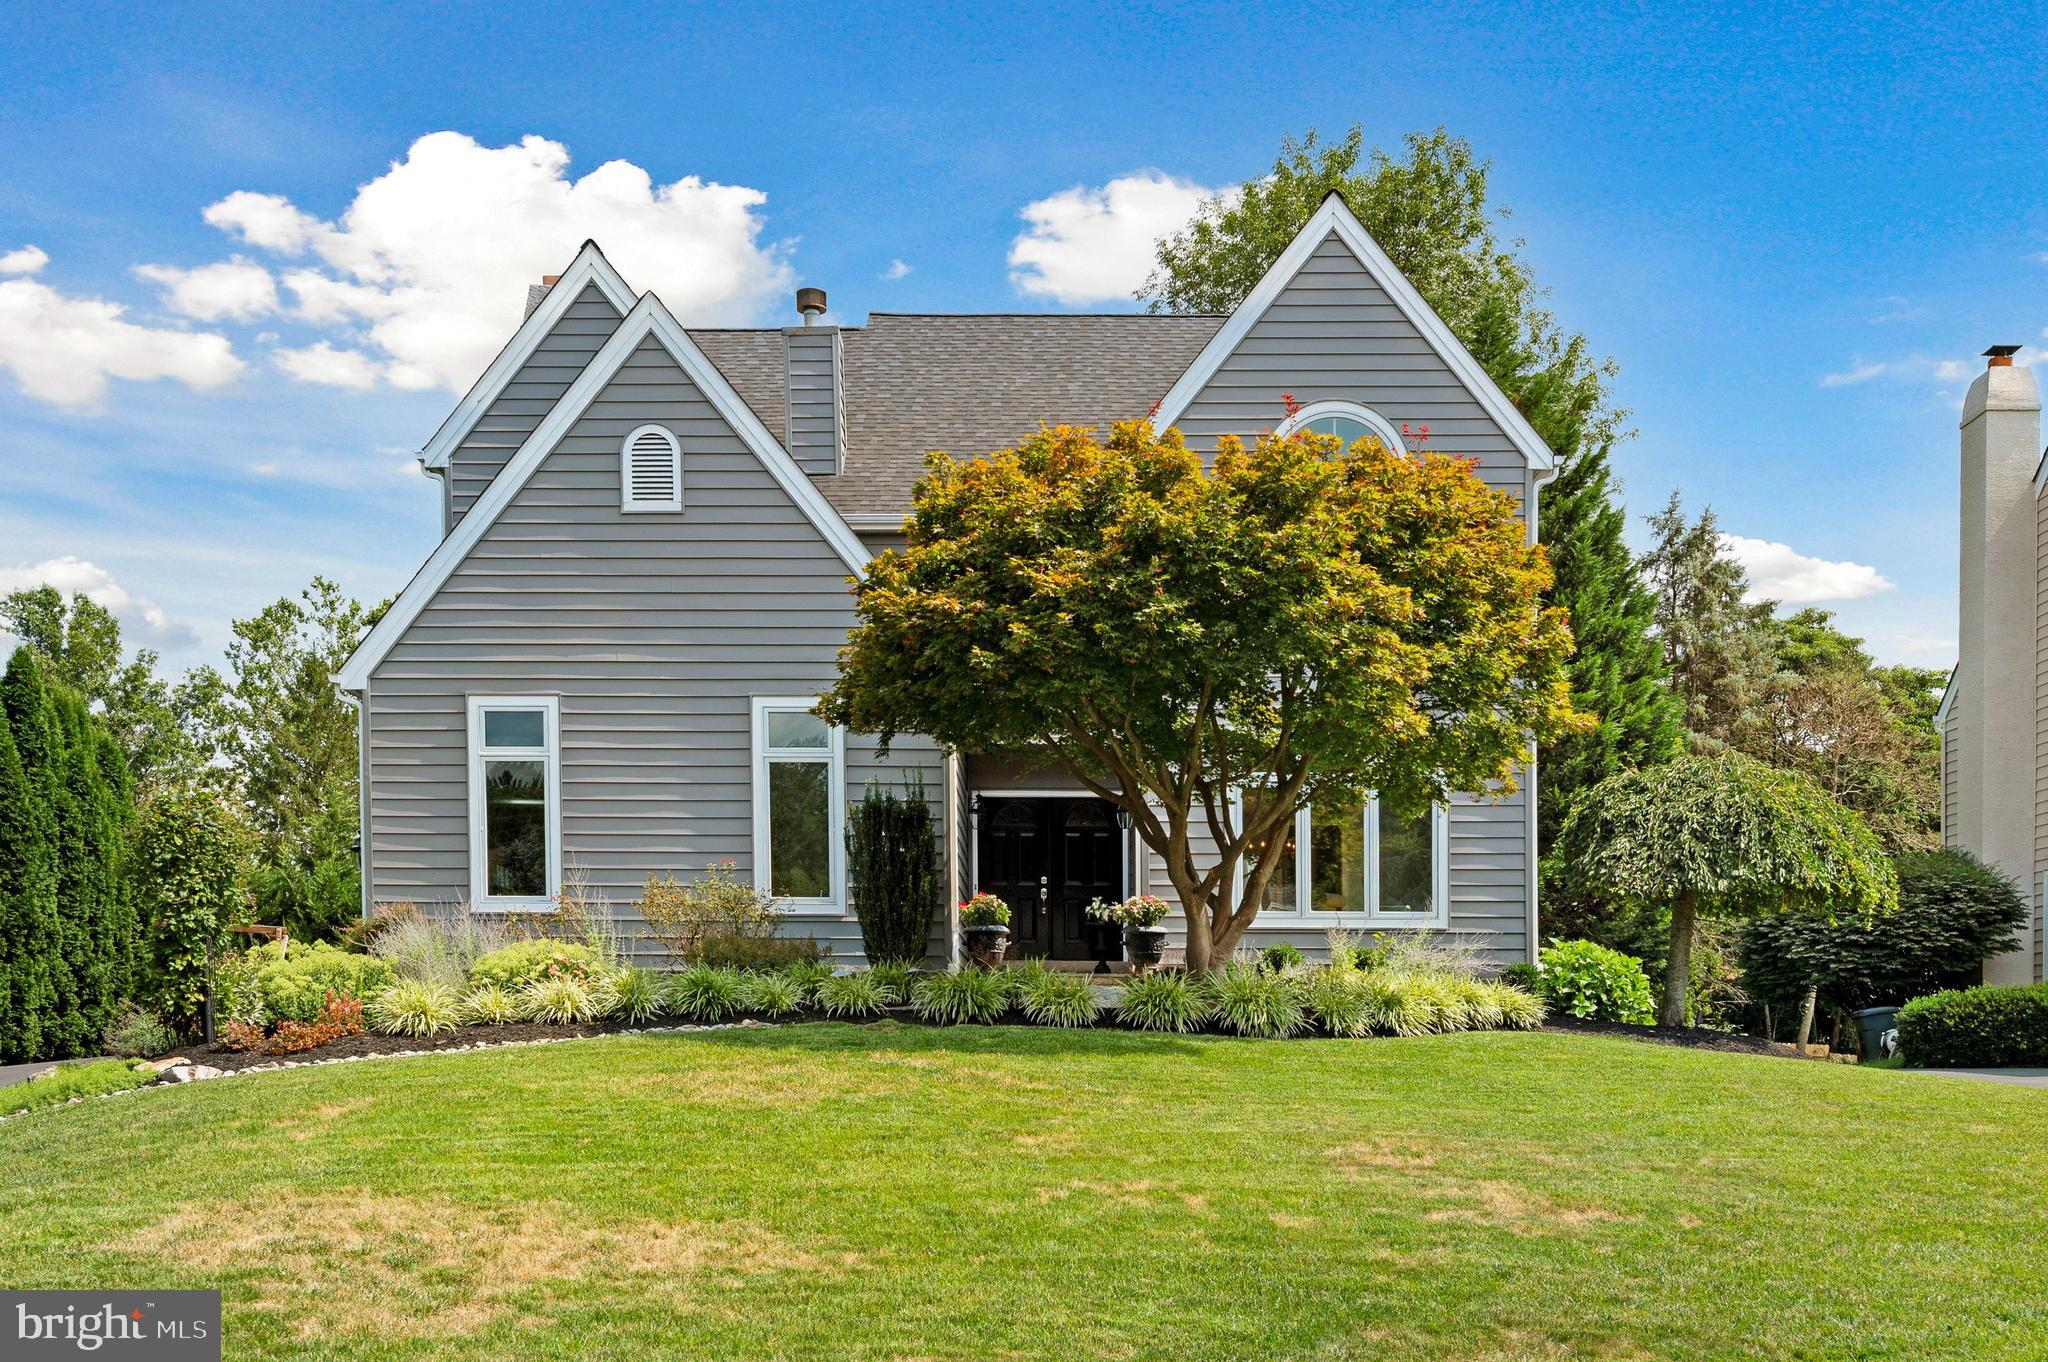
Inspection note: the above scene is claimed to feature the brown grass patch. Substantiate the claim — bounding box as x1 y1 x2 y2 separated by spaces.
1326 1139 1438 1175
1422 1180 1628 1236
115 1189 852 1340
267 1097 375 1140
1269 1212 1318 1231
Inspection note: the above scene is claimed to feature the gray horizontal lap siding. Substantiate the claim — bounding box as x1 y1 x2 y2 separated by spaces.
783 328 842 476
367 334 943 966
447 285 623 528
1163 227 1534 963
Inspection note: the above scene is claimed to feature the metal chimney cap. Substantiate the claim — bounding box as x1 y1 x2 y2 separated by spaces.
1987 344 2022 368
795 287 828 321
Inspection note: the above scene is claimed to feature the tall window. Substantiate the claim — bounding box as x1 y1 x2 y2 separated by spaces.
1241 786 1299 913
1276 400 1407 457
467 696 560 911
752 698 845 910
1245 792 1448 927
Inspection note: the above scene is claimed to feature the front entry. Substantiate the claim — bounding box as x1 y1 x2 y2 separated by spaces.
976 796 1126 961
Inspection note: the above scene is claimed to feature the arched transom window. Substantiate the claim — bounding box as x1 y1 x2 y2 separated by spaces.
1277 400 1407 456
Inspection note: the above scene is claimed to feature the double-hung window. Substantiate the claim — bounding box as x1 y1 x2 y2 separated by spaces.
751 698 845 911
467 696 560 912
1242 791 1449 927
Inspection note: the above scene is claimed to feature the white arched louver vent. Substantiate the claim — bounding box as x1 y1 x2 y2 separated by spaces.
620 424 682 513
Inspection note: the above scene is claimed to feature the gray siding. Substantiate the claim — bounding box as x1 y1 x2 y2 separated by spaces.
782 327 842 476
366 333 941 965
1173 232 1527 502
447 285 623 527
1159 226 1536 962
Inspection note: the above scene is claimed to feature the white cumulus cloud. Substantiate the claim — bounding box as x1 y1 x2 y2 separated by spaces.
1721 534 1895 604
0 269 244 406
133 256 279 321
200 131 794 391
274 341 382 389
1009 171 1227 306
0 245 49 275
0 555 195 649
1820 355 1971 388
882 259 912 280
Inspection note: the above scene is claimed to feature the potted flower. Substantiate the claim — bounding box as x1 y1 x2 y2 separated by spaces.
1086 895 1172 970
958 893 1011 968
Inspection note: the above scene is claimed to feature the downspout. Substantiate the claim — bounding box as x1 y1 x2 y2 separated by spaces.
340 688 371 921
1525 459 1556 963
944 749 963 967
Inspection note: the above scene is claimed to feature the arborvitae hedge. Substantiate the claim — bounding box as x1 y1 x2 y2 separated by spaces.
846 783 942 965
0 647 134 1061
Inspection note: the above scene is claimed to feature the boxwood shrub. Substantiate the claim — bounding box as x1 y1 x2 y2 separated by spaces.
1896 983 2048 1068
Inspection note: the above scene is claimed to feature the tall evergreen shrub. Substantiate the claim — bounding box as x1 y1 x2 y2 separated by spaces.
52 687 135 1053
0 648 62 1061
134 786 247 1034
846 783 941 965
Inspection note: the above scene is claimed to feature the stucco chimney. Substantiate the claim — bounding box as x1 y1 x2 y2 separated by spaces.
1956 345 2041 983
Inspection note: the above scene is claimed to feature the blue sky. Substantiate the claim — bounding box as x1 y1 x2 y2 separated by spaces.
3 1 2044 672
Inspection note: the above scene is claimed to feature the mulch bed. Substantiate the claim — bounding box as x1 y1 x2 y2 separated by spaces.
1542 1015 1809 1058
194 1020 617 1073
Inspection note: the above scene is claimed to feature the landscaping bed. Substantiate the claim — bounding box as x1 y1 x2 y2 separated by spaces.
1542 1015 1804 1057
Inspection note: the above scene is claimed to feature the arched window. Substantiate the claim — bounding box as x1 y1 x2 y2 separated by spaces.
620 424 682 513
1277 400 1407 457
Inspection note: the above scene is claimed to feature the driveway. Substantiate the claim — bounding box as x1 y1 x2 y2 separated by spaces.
1905 1067 2048 1088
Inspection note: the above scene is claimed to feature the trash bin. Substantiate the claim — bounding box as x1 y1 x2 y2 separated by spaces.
1853 1005 1902 1061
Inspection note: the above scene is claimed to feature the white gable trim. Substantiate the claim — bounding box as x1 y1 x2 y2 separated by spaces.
1933 665 1958 727
418 241 636 472
1151 193 1557 474
338 291 868 690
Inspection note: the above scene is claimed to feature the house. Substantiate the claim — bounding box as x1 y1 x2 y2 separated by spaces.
1939 346 2045 983
337 194 1558 967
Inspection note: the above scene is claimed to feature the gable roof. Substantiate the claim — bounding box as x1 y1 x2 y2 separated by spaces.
418 241 636 472
1150 192 1558 476
338 290 868 690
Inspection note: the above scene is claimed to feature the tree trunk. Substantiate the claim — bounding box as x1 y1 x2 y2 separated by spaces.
1659 891 1697 1028
1795 984 1818 1052
1182 907 1215 974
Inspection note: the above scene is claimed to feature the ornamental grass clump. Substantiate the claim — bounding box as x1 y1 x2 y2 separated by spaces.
663 963 746 1022
783 959 837 1001
367 979 461 1038
738 970 804 1017
1016 968 1099 1028
1303 967 1372 1038
867 960 916 998
518 975 601 1025
815 971 895 1018
1489 980 1547 1029
604 967 668 1026
1355 972 1435 1037
1115 970 1211 1033
912 967 1013 1025
459 984 520 1026
1207 960 1306 1038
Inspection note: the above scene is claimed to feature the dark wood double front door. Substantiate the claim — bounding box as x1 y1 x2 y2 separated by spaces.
976 796 1125 960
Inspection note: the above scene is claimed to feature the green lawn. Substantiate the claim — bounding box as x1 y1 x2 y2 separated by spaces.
1 1025 2043 1361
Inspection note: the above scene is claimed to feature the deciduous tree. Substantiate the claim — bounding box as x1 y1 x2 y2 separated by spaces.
823 421 1583 969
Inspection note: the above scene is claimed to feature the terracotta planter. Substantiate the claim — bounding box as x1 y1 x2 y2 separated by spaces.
1122 925 1169 971
962 924 1011 969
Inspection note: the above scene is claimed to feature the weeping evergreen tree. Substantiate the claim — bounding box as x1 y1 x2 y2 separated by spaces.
0 648 63 1061
1140 126 1678 858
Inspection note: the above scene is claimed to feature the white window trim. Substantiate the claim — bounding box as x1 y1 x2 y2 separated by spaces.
466 695 562 914
1277 400 1408 458
620 423 683 513
1235 789 1450 928
751 697 847 915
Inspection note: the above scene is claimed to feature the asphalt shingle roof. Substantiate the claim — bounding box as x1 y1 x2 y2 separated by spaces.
690 312 1226 518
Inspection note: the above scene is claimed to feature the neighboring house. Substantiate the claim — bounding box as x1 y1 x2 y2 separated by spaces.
338 194 1558 967
1939 346 2046 983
